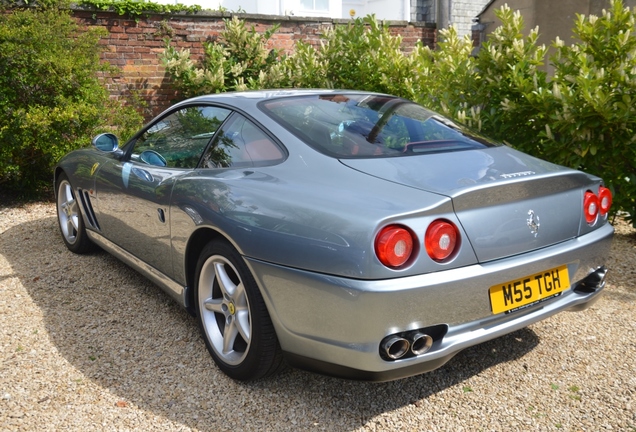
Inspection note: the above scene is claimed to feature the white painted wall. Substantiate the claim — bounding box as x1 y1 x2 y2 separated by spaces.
285 0 341 17
159 0 341 17
342 0 409 20
153 0 489 33
167 0 257 11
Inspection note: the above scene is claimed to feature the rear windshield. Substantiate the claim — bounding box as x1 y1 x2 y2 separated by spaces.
260 94 499 158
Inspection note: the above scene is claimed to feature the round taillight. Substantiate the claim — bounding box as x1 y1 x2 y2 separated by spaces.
599 186 612 216
375 225 415 268
583 191 599 224
425 220 458 262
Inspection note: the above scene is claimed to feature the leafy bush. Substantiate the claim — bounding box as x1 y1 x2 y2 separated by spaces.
460 8 549 143
162 15 419 96
78 0 201 20
161 17 284 97
404 26 479 124
0 1 143 197
287 16 411 93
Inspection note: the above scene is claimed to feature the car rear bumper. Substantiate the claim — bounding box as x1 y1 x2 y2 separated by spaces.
245 223 613 381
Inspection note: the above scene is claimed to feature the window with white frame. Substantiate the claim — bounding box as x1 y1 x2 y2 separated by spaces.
300 0 329 11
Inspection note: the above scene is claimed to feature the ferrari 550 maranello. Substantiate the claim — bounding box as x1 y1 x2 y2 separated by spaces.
55 90 614 381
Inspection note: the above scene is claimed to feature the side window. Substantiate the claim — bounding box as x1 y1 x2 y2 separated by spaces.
201 114 284 169
131 105 231 168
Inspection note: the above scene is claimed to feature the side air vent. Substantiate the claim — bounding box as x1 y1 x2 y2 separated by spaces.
78 189 100 230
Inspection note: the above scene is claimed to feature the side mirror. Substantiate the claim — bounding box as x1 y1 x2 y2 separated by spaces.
92 133 119 152
140 150 167 167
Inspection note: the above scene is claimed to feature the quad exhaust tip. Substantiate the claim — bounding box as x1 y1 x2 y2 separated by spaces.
381 331 435 360
382 336 410 360
410 332 434 356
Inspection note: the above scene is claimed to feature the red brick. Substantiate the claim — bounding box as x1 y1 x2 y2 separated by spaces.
108 25 125 34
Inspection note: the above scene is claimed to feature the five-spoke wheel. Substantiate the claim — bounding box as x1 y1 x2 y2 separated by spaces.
195 240 283 380
198 254 252 365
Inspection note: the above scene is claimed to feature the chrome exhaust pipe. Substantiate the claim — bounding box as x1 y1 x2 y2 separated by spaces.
382 336 410 360
596 267 608 289
410 332 433 355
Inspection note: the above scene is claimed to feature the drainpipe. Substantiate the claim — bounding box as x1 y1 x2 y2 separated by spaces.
436 0 450 30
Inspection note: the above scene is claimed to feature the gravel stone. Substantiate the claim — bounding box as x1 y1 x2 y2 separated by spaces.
1 202 635 431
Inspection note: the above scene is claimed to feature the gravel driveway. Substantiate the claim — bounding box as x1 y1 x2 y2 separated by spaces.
1 202 635 431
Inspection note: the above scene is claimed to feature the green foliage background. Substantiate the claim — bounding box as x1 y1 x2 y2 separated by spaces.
163 0 636 224
0 0 143 197
77 0 202 20
161 17 283 96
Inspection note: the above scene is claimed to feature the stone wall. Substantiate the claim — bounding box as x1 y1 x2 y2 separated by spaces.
411 0 434 23
450 0 489 37
409 0 489 38
72 8 436 119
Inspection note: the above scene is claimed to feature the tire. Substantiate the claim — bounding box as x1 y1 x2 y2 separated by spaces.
194 240 283 381
56 173 94 254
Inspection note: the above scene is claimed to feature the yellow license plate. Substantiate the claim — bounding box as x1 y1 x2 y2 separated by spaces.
489 265 570 315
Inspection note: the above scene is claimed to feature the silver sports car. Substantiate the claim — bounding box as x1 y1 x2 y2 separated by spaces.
55 90 614 381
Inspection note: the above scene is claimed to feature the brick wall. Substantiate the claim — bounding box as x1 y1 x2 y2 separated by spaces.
72 8 437 119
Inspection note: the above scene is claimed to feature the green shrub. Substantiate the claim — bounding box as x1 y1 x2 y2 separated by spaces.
0 1 143 197
78 0 201 20
161 15 417 96
282 15 425 99
465 7 549 144
161 17 284 97
406 25 479 124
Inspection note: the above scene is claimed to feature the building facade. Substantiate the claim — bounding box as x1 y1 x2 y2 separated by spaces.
473 0 636 50
156 0 490 36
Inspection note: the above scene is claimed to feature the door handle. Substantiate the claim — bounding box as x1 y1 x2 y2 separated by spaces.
132 167 154 182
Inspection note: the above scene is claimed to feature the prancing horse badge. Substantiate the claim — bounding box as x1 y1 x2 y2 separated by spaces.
527 210 540 237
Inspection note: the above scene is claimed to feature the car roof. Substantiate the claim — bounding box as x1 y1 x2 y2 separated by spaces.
184 89 387 104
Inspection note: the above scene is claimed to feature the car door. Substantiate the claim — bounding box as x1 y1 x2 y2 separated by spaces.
93 104 231 276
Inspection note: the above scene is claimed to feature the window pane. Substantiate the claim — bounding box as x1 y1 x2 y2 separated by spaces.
202 115 284 169
260 94 498 159
301 0 328 10
132 106 230 168
315 0 328 10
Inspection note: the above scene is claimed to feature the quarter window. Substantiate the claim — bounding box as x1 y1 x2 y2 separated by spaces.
201 114 285 169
